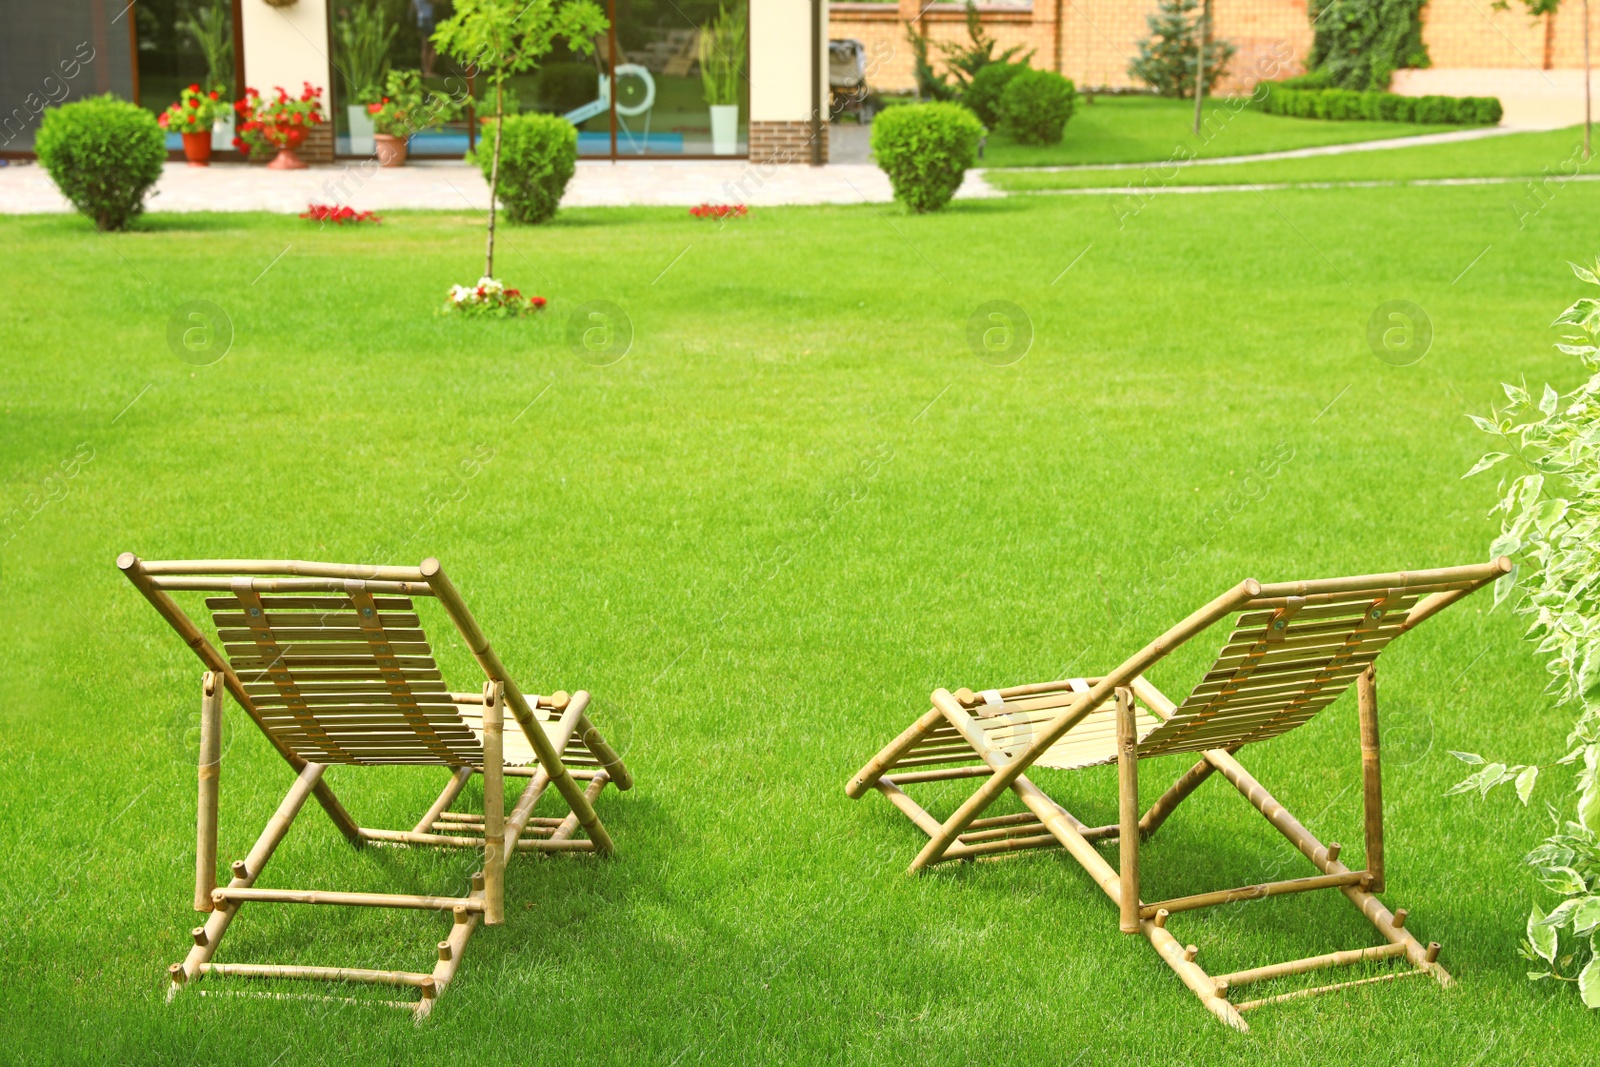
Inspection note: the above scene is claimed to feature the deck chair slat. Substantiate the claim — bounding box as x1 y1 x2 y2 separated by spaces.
206 595 417 611
217 627 430 643
215 612 423 629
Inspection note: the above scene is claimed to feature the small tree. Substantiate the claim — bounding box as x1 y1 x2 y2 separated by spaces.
433 0 607 279
1131 0 1235 100
905 2 1030 101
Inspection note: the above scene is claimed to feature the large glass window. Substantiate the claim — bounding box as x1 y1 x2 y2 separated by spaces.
0 0 137 153
134 0 237 151
327 0 747 160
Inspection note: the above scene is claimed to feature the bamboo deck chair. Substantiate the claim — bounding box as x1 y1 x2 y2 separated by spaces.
846 559 1510 1031
118 554 633 1021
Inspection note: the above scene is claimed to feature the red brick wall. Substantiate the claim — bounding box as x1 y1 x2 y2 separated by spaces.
749 119 829 164
828 0 1599 97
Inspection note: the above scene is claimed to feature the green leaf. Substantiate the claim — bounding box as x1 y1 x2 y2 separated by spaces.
1517 764 1541 804
1505 381 1531 405
1575 897 1600 936
1495 566 1518 607
1466 413 1501 434
1463 452 1511 478
1450 750 1487 765
1528 969 1553 981
1542 383 1561 415
1479 762 1508 796
1538 865 1589 895
1530 902 1559 963
1580 954 1600 1008
1572 260 1600 285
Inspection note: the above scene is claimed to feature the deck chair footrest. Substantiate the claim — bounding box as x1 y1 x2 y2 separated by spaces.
1231 968 1428 1012
213 887 484 912
1141 870 1369 918
198 962 437 989
1215 941 1410 991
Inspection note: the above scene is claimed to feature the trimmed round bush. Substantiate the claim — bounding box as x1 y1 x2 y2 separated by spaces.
999 68 1075 146
870 102 983 214
35 95 165 231
472 113 578 225
962 61 1027 128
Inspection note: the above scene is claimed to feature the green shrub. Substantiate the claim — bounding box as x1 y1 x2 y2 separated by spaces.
34 95 165 231
470 113 578 225
1255 81 1499 126
1470 95 1504 125
962 60 1026 128
998 68 1075 145
870 102 983 214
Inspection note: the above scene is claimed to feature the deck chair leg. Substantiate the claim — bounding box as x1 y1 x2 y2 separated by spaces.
414 766 474 835
846 707 945 799
482 682 506 926
1138 756 1216 839
1116 688 1141 934
195 672 223 913
1357 665 1385 893
169 762 324 997
1204 747 1451 986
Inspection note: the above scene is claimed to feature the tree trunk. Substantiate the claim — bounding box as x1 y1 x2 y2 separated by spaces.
485 81 505 278
1192 0 1208 135
1586 0 1593 160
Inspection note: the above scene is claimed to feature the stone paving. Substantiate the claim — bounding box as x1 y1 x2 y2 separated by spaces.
0 155 999 215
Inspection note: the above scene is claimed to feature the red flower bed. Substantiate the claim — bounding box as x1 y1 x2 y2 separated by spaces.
690 203 748 220
300 203 381 225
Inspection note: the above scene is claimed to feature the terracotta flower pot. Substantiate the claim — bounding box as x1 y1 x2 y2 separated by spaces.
182 131 213 166
374 133 408 168
267 146 308 170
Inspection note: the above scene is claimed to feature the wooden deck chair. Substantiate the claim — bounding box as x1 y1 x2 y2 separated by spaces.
846 559 1510 1031
117 554 633 1021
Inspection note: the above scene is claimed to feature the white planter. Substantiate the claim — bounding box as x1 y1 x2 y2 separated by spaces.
211 113 233 152
347 104 376 156
709 104 738 156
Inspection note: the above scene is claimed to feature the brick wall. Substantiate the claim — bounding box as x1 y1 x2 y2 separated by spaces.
749 119 829 164
300 122 334 165
828 0 1596 98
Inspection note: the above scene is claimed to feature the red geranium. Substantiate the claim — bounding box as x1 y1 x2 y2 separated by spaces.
689 202 749 220
300 203 381 225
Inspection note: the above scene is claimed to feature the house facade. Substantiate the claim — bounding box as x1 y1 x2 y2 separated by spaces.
2 0 828 163
6 0 1599 164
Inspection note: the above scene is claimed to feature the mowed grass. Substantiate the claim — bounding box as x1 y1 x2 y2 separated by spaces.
0 180 1595 1064
978 93 1456 167
986 125 1589 191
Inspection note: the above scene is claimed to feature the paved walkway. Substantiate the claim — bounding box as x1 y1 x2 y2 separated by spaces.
1002 125 1524 173
0 124 1557 214
0 156 999 214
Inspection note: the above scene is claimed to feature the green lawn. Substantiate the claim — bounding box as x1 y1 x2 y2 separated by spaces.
986 125 1588 192
2 181 1596 1063
978 94 1458 167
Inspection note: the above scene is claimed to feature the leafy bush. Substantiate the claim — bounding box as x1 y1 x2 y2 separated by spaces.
471 113 578 225
998 68 1075 145
1255 83 1499 126
1131 0 1237 98
962 60 1026 128
35 95 165 231
1456 257 1600 1008
1307 0 1429 90
870 102 983 214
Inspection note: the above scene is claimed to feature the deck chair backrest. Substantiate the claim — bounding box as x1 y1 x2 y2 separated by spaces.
209 582 480 767
116 557 572 774
1136 566 1500 759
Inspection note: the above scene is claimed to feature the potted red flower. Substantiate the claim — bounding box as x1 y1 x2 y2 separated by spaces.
160 84 223 166
232 83 326 170
367 70 457 167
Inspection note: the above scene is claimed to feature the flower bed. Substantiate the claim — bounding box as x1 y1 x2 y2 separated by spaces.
445 277 546 317
300 204 381 225
233 83 326 159
690 203 748 220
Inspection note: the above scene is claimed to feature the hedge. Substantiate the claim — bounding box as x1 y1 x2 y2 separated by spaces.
1255 84 1502 126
